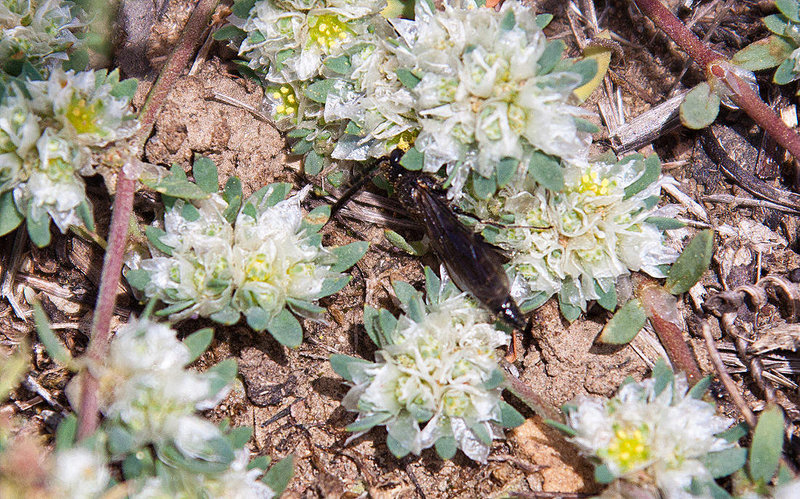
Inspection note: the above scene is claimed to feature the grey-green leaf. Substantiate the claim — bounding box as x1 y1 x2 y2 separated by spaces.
732 36 795 71
330 241 369 273
193 156 219 194
597 298 646 345
703 447 747 479
184 328 214 364
527 150 564 191
680 82 720 130
262 455 295 495
749 405 784 483
435 436 457 460
665 230 713 295
33 303 72 366
266 308 303 348
499 400 525 428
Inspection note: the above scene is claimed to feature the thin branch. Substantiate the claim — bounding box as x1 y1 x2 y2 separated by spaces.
76 0 221 440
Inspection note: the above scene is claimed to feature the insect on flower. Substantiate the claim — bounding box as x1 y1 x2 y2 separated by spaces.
331 150 530 361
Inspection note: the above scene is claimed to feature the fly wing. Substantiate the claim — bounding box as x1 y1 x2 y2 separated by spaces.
413 185 510 309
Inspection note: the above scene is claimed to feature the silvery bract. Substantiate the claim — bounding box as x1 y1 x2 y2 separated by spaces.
48 447 111 499
565 373 734 498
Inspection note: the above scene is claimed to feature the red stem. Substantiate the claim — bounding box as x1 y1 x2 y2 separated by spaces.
632 0 800 163
76 0 220 440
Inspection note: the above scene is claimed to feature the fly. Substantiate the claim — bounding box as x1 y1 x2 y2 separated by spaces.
330 149 529 361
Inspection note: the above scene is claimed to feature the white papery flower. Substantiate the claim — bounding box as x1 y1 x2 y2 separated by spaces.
48 447 110 499
396 0 592 197
469 157 677 311
342 277 509 463
566 373 734 498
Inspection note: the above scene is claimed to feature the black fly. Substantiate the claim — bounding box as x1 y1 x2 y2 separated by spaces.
330 149 529 361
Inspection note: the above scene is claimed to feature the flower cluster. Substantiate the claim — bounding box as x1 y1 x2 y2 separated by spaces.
0 68 138 246
332 269 523 463
232 0 593 198
127 166 367 346
463 154 677 315
564 364 734 498
0 0 82 78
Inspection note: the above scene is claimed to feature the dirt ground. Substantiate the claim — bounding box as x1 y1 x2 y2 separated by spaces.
4 0 800 497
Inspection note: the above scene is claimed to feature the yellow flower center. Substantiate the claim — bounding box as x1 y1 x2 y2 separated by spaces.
268 84 299 118
245 253 274 282
308 14 353 52
576 171 613 196
66 96 103 135
604 425 650 472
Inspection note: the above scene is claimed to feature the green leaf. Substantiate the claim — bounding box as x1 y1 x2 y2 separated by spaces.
55 414 77 451
399 147 423 171
156 300 193 317
363 306 381 346
623 154 661 199
143 167 209 200
545 419 576 437
304 79 337 103
687 376 712 399
222 177 243 224
232 0 257 18
330 241 369 273
330 354 371 382
213 24 246 41
192 156 219 194
263 455 294 495
181 203 200 222
384 229 425 255
665 230 713 295
264 183 291 207
378 309 398 341
423 267 441 299
123 449 155 480
346 413 392 432
774 56 798 85
386 434 410 458
717 422 748 443
594 464 615 484
527 150 564 191
110 78 138 100
749 405 784 483
594 280 617 312
568 58 598 86
291 138 313 155
535 13 553 29
499 400 525 428
316 276 351 298
210 307 241 325
125 269 151 290
33 303 72 366
63 49 89 72
304 149 324 175
703 447 747 479
301 205 330 232
145 226 174 256
435 436 457 460
108 425 136 455
483 368 504 390
0 191 23 236
324 55 351 74
392 280 419 307
776 0 800 22
266 308 303 347
763 15 789 35
345 120 363 135
248 455 271 471
597 299 646 344
246 308 269 331
652 358 674 397
286 297 325 316
205 358 238 398
471 423 492 445
500 9 515 30
690 479 733 499
395 68 421 89
558 282 582 321
645 216 686 230
471 172 496 200
184 328 214 364
732 35 795 71
495 158 518 188
538 40 565 75
26 210 50 248
574 117 600 133
680 82 720 130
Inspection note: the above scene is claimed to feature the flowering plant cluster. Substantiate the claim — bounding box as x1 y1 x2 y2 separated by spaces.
331 268 524 463
464 153 678 318
227 0 596 199
0 314 294 498
562 361 737 498
126 157 368 347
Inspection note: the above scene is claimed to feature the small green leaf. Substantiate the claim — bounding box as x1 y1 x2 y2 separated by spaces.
594 464 615 484
423 267 441 299
435 436 457 460
184 328 214 364
304 79 337 103
680 82 720 130
763 15 789 35
330 354 371 382
395 68 421 89
301 205 330 232
471 171 496 200
665 230 713 295
222 177 243 223
181 203 200 222
597 298 646 344
125 269 151 290
248 455 271 471
495 158 518 188
213 24 246 41
776 0 800 22
55 414 77 451
363 306 381 346
143 167 209 200
145 226 174 256
499 400 525 428
345 121 363 135
378 309 398 340
291 138 313 155
286 297 325 316
687 376 712 399
266 308 303 347
399 146 423 171
210 307 240 325
205 358 238 398
483 368 504 390
265 183 292 207
122 449 154 480
110 78 138 99
703 447 747 479
232 0 257 18
717 422 748 443
645 216 686 230
0 191 23 236
304 149 324 175
733 35 795 71
384 229 425 255
246 308 269 331
624 154 661 200
568 58 598 86
392 280 419 308
192 156 219 194
471 423 492 445
749 405 784 483
287 128 313 138
34 303 72 366
652 358 674 397
324 55 351 74
346 413 392 432
263 455 294 495
558 281 582 321
594 280 617 312
774 56 799 85
545 419 576 437
538 40 565 75
535 13 553 29
156 301 193 317
574 117 600 133
316 276 351 298
330 241 369 273
26 210 51 248
527 150 564 191
386 434 410 458
108 425 136 455
500 9 515 30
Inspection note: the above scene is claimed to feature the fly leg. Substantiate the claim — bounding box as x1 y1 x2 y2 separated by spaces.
504 317 531 363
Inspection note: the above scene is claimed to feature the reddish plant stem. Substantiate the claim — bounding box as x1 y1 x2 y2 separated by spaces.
632 0 800 163
76 0 220 440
